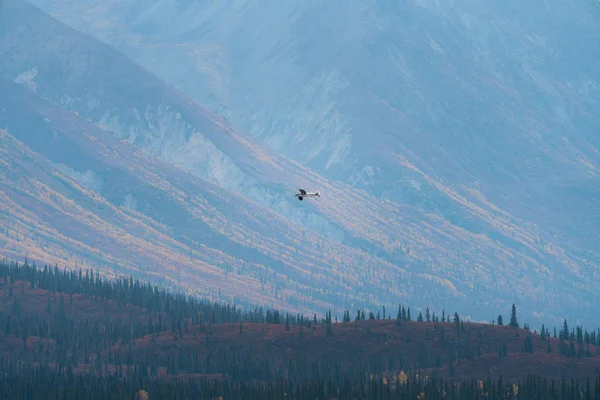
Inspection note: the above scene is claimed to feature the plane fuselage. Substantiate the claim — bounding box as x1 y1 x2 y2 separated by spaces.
295 189 320 200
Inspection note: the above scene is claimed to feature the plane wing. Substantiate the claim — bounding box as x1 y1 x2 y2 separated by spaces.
298 189 307 195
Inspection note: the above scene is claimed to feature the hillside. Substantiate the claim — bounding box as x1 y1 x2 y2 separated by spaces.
0 80 422 314
124 320 600 384
20 0 600 324
27 0 600 250
0 259 599 394
0 0 599 325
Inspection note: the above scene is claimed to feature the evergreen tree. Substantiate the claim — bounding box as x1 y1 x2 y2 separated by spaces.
325 310 334 337
509 304 519 328
540 324 546 340
453 312 461 340
343 310 350 323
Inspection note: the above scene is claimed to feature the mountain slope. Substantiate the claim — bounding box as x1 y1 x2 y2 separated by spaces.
0 122 274 307
25 1 600 251
24 0 600 252
1 80 432 314
1 0 599 324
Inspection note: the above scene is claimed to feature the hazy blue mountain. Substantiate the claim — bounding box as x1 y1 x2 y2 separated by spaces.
27 0 600 257
3 78 439 314
2 0 600 325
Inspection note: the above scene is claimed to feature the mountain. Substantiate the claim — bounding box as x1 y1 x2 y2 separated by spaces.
0 0 443 316
24 0 600 254
1 0 599 324
1 79 416 314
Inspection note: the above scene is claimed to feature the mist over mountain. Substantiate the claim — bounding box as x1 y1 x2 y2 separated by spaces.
1 0 600 325
26 0 600 249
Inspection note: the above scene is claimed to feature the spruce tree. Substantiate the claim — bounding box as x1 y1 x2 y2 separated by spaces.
343 310 350 323
454 312 460 337
325 311 333 337
509 304 519 328
540 324 546 340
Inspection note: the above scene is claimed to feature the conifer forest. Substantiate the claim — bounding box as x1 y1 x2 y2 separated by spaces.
0 259 598 399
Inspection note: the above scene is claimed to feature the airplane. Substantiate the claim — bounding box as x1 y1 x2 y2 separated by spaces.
295 188 320 201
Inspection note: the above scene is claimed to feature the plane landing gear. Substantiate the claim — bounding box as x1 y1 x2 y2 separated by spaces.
298 196 303 201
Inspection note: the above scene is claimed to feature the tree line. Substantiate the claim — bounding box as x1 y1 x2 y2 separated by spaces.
0 258 599 398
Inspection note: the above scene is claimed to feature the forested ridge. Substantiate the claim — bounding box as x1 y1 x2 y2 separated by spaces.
0 258 599 399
